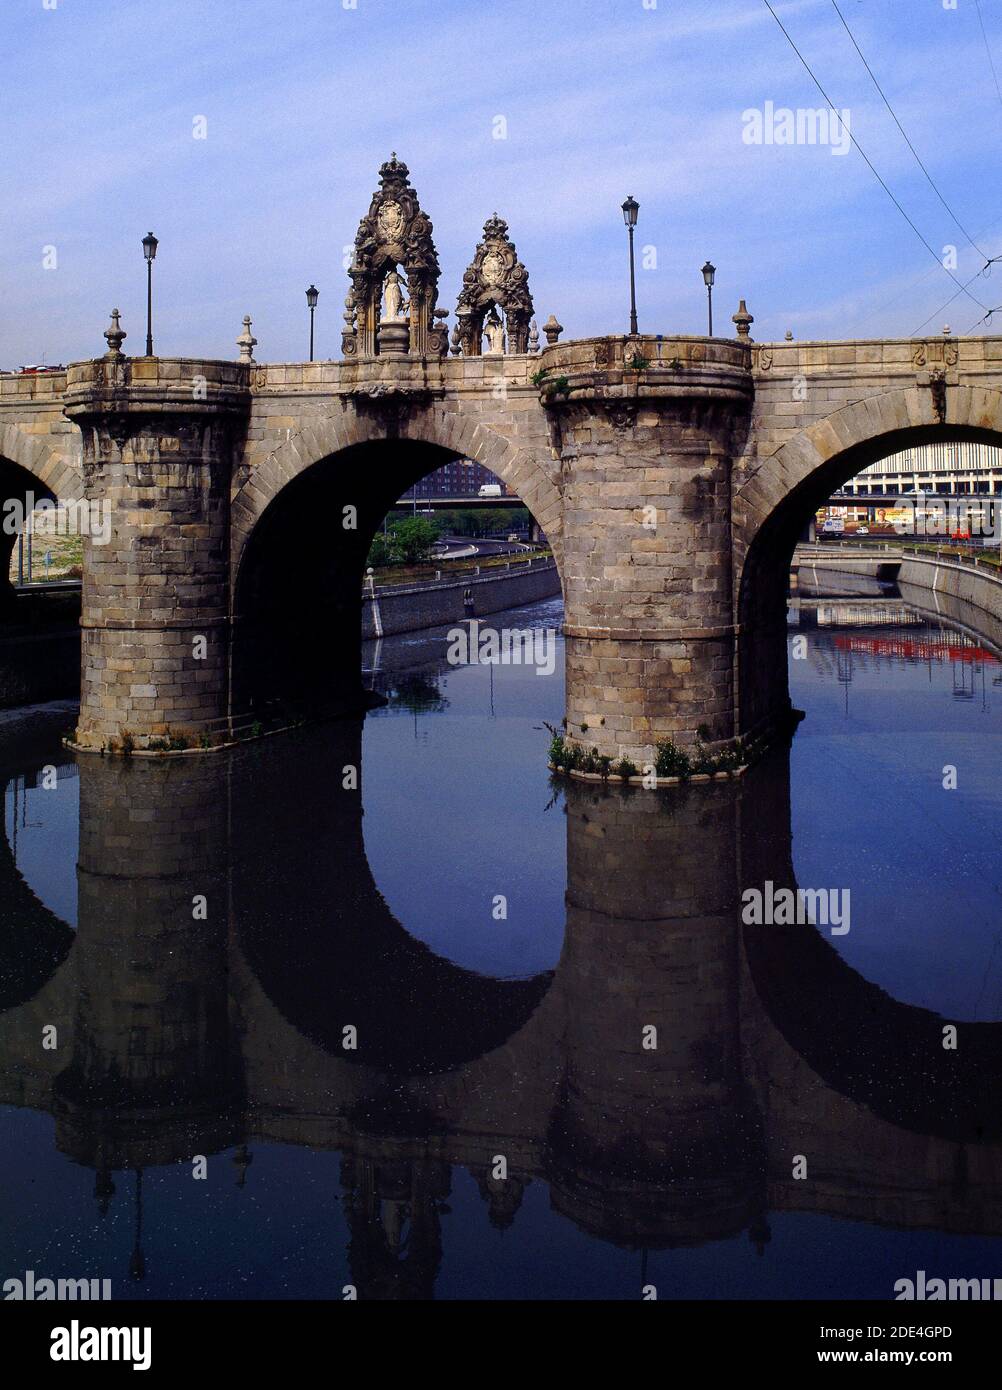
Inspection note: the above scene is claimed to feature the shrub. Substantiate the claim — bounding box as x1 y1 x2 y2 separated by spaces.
692 740 715 774
615 758 638 781
549 737 584 773
654 738 691 780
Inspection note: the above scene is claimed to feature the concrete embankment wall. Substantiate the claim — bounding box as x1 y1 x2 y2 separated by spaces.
897 555 1002 653
792 549 902 592
361 560 561 639
793 547 1002 652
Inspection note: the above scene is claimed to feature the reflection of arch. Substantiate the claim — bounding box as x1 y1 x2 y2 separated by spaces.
0 761 75 1012
740 750 1002 1143
734 385 1002 734
231 727 556 1075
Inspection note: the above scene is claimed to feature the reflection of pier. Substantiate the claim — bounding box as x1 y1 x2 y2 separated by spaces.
2 724 1002 1294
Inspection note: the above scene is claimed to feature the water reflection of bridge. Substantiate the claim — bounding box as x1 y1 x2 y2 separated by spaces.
2 718 1001 1296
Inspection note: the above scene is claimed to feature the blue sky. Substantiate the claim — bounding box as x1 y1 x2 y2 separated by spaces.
2 0 1002 366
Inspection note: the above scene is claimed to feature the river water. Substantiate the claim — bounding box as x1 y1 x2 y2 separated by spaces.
1 592 1001 1300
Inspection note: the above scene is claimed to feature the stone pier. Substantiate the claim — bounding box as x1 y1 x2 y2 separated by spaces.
63 356 247 750
545 337 752 751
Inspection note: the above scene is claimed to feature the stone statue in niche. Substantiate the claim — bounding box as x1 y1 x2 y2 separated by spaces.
382 269 409 323
483 306 506 355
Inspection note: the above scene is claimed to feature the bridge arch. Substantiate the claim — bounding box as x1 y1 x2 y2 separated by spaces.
230 403 563 582
0 421 82 505
230 405 564 716
733 383 1002 735
0 423 82 607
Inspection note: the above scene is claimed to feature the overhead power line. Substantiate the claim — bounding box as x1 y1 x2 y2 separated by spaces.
857 209 1002 334
965 303 1002 335
832 0 989 261
911 262 995 337
975 0 1002 113
760 0 990 317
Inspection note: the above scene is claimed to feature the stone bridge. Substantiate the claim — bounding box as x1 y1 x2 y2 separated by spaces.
3 155 1002 762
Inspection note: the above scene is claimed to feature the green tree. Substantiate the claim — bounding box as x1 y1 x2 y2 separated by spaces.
487 508 516 535
388 516 440 564
366 532 394 568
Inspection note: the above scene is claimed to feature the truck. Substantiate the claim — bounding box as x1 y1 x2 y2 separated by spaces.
821 517 845 537
478 483 503 497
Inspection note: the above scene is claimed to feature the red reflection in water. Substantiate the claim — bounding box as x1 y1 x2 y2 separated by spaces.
833 635 1001 664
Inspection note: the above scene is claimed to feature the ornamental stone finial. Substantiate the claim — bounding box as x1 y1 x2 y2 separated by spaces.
528 318 540 353
103 308 126 358
542 314 563 345
732 300 754 340
236 315 257 364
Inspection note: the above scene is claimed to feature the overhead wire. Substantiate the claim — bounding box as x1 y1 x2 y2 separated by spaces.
975 0 1002 113
831 0 990 262
761 0 991 317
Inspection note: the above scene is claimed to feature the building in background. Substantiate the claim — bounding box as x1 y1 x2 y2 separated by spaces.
838 441 1002 496
402 460 512 499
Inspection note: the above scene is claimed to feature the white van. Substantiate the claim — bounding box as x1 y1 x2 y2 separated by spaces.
478 483 502 497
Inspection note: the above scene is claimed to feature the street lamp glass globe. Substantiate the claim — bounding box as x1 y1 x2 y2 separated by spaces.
306 284 319 309
621 196 639 228
142 232 158 263
702 261 716 288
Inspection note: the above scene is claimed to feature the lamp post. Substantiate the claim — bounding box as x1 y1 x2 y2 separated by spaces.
306 284 319 362
622 196 639 335
142 232 158 356
702 260 716 337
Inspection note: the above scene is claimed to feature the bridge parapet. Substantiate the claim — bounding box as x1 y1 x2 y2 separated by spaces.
0 370 68 402
64 355 250 418
750 333 1002 377
538 334 752 405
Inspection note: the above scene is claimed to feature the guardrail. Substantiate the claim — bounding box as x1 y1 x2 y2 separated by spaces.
899 544 1002 574
363 552 554 597
13 578 83 595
